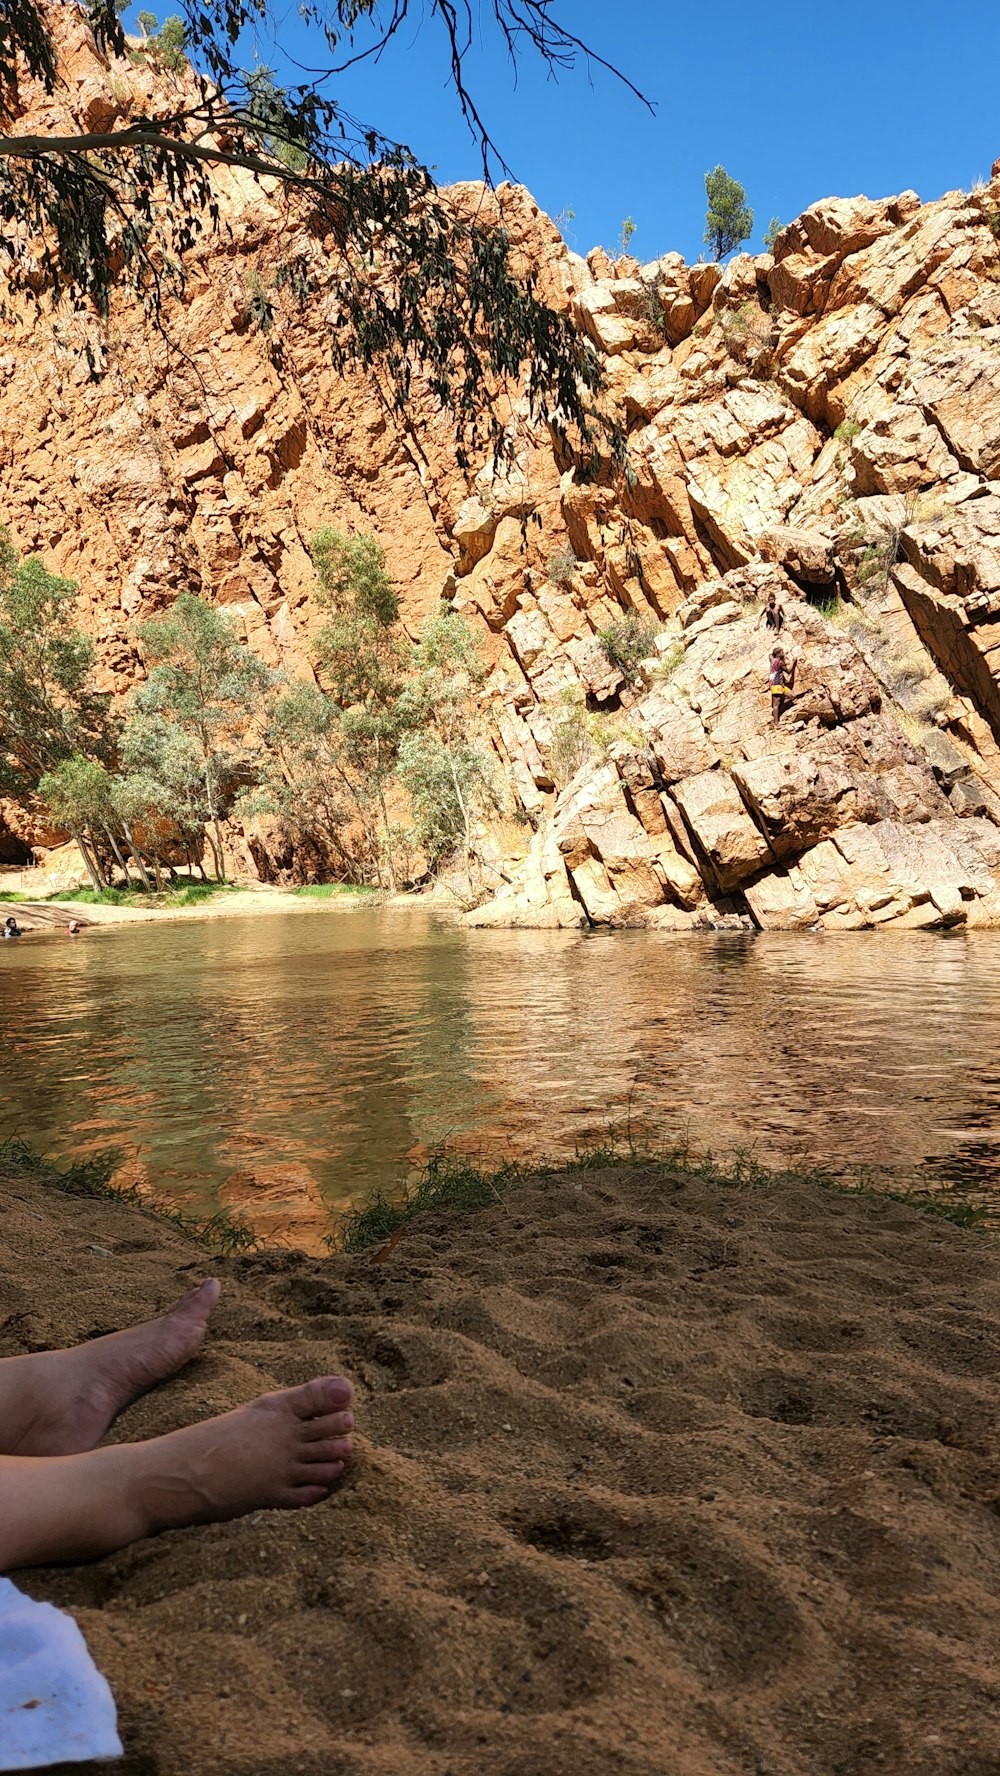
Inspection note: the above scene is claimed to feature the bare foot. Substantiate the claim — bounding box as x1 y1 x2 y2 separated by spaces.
0 1376 355 1570
0 1279 221 1457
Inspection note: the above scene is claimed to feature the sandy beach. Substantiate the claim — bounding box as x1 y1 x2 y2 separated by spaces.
2 1158 999 1775
0 886 388 931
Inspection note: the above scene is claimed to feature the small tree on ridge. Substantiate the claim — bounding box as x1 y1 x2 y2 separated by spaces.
703 165 754 260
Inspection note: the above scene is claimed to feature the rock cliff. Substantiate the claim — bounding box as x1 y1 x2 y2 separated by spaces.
4 10 1000 925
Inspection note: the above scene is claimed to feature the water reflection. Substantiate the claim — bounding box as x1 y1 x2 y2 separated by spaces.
1 907 999 1246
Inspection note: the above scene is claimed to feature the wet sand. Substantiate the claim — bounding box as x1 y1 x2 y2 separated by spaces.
2 1159 999 1774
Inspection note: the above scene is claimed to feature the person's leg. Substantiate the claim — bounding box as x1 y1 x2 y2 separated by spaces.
0 1375 353 1571
0 1280 222 1458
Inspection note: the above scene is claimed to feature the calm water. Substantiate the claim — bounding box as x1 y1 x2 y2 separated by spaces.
2 905 999 1244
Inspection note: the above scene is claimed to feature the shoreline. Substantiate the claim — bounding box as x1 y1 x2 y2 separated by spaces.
3 1150 999 1774
3 885 999 937
0 883 420 931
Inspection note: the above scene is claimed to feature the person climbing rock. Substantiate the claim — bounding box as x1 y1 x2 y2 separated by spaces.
0 1281 354 1571
768 645 796 725
757 590 785 632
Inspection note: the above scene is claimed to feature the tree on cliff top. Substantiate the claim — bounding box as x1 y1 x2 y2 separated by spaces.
703 165 754 261
0 2 645 461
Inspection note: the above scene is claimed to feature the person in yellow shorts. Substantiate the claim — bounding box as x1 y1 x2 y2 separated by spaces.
768 645 796 725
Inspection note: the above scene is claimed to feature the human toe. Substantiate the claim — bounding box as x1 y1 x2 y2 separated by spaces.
302 1436 352 1465
289 1377 353 1420
302 1409 354 1440
291 1459 344 1490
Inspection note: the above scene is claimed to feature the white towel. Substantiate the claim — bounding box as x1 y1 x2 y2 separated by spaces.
0 1580 122 1770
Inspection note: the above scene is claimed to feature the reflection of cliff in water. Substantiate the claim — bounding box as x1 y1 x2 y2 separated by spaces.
2 910 1000 1245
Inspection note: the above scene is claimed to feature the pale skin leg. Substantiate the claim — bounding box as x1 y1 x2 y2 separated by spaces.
0 1279 224 1457
0 1285 353 1571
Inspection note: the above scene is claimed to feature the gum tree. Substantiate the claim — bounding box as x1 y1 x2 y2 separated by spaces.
0 530 116 880
130 594 274 878
0 1 645 465
397 604 495 877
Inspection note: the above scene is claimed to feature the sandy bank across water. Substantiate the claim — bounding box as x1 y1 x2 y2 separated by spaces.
2 1160 999 1775
0 886 396 930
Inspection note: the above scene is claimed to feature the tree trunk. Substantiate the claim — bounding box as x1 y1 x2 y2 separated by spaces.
212 815 226 881
446 748 475 886
71 827 103 894
103 822 130 884
85 829 110 888
375 777 397 894
205 827 223 881
121 823 152 892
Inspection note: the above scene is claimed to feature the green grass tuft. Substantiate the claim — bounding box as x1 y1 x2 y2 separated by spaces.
330 1139 991 1252
335 1154 522 1252
0 1138 259 1255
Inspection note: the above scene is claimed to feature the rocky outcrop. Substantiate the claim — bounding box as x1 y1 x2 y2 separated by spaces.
4 14 1000 925
471 585 1000 931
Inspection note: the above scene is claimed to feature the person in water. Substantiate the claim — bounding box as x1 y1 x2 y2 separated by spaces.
0 1281 353 1571
3 915 20 938
757 590 785 632
66 919 81 936
768 645 796 725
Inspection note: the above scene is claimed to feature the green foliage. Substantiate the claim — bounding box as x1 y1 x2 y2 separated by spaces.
0 531 111 806
396 605 494 870
986 209 1000 239
762 216 783 254
835 418 863 442
595 611 658 676
396 728 494 864
703 164 754 260
618 215 637 257
856 542 890 585
546 549 580 585
0 1138 258 1253
811 591 843 620
244 267 275 334
47 883 131 905
313 527 400 639
657 638 686 678
0 531 117 886
141 13 187 69
547 689 594 788
720 300 773 366
242 64 309 171
336 1153 521 1252
332 1141 991 1254
0 1 622 474
307 529 407 886
131 594 274 879
292 882 374 898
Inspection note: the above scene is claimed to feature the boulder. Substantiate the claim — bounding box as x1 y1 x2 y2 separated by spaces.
671 768 772 890
757 524 836 585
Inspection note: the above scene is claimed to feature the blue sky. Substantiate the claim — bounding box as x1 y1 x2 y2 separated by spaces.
146 0 999 262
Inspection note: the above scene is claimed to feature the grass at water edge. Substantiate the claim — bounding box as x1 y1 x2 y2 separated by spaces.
1 1138 988 1262
332 1142 992 1253
0 1139 259 1256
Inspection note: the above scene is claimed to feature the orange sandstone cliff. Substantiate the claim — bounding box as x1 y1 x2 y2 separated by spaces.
4 8 1000 928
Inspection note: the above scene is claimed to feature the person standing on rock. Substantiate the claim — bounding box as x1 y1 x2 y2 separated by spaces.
757 590 785 633
768 646 795 725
